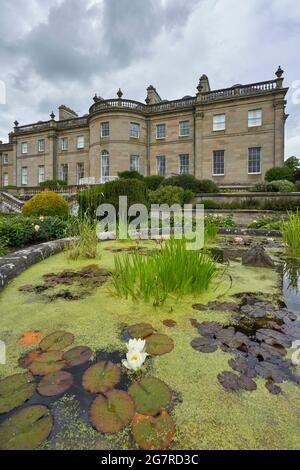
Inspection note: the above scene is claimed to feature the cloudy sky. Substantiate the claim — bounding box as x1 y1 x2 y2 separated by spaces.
0 0 299 157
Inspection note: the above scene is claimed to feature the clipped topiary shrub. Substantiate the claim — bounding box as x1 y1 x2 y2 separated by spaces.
265 166 293 182
39 180 66 188
103 178 148 213
149 186 193 206
161 174 200 193
118 171 144 180
77 185 105 219
268 180 295 192
144 175 165 191
22 192 69 217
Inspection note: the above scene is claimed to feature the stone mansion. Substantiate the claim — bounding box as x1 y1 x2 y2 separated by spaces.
0 67 288 188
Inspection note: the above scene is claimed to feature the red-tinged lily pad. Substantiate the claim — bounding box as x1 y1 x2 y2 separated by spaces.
29 351 67 376
192 303 208 311
162 319 177 328
132 409 175 450
191 337 218 353
265 380 282 395
82 361 121 393
127 323 154 339
17 331 43 345
238 374 257 391
90 390 135 434
146 334 174 356
0 372 36 414
64 346 93 367
197 321 223 337
37 371 74 396
217 371 241 392
128 377 171 416
39 331 74 351
0 405 53 450
18 349 42 369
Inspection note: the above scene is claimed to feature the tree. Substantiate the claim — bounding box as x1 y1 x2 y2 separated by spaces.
284 156 300 173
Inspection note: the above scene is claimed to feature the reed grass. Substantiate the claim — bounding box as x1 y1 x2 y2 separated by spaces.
67 217 99 260
112 237 217 305
281 210 300 257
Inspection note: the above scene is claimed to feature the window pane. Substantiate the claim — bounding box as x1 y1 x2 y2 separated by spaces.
248 147 261 173
38 166 45 184
21 167 28 185
101 122 110 137
156 124 166 139
130 123 140 138
3 173 8 187
130 155 139 172
156 156 166 176
179 121 190 136
77 163 84 184
248 109 262 127
213 114 226 131
62 138 68 150
3 154 8 164
101 151 110 180
77 136 85 149
179 154 189 174
38 139 45 152
21 142 28 154
61 164 68 184
213 150 225 175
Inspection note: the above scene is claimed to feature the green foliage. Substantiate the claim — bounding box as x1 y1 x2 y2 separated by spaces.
0 215 69 248
284 156 299 173
268 180 295 193
0 372 35 414
118 170 144 180
39 331 74 351
262 198 300 211
0 237 8 256
149 186 193 206
161 174 200 193
143 175 165 191
128 377 171 416
281 210 300 256
204 214 237 228
265 166 293 182
112 237 217 305
22 191 69 217
90 390 135 434
197 179 219 193
82 361 121 393
201 197 300 211
204 219 218 244
103 178 148 213
77 185 105 219
250 182 274 192
39 179 66 188
67 217 99 260
248 216 286 230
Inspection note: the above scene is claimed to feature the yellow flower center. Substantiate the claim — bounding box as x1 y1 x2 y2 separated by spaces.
130 354 138 361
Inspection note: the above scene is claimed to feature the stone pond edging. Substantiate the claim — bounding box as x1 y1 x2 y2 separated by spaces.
0 238 73 289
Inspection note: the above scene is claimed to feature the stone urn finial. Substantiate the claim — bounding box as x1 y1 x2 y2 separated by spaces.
275 66 284 78
50 111 55 120
117 88 123 99
14 120 19 128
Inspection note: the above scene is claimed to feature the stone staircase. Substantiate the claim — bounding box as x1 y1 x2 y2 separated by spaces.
0 192 24 213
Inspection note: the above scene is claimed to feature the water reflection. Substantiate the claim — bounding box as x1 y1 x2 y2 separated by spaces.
283 259 300 316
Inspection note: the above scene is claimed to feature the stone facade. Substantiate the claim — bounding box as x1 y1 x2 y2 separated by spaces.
0 68 288 188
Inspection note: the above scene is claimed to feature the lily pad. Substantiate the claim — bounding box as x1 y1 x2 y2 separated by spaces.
90 390 135 433
191 337 218 353
0 405 52 450
0 372 36 414
217 371 241 392
39 331 74 351
146 334 174 356
82 361 121 393
162 319 177 328
192 304 208 311
17 331 43 345
128 377 171 416
127 323 154 339
198 321 223 337
29 351 67 376
18 349 42 369
37 371 74 396
64 346 93 367
132 410 175 450
265 380 282 395
238 374 257 391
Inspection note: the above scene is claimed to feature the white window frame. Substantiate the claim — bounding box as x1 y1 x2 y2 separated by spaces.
212 150 225 176
38 139 45 152
3 154 8 165
156 124 166 139
179 154 189 174
130 122 140 139
38 165 45 184
130 155 140 172
213 114 226 131
3 173 8 187
76 162 85 184
21 167 28 185
77 135 85 149
248 109 262 127
21 142 28 154
179 121 190 137
101 122 110 138
62 137 69 151
61 164 68 184
101 150 110 181
156 155 166 176
248 147 261 175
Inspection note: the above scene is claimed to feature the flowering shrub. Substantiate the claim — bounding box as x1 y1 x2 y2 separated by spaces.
204 214 237 228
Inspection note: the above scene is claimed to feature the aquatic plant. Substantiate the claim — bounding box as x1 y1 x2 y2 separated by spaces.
128 377 172 416
204 217 218 244
145 334 174 355
29 351 67 376
281 210 300 256
132 410 175 450
90 390 135 434
40 331 74 351
37 371 74 397
112 237 217 305
0 372 36 414
82 361 121 393
67 216 99 260
122 339 148 371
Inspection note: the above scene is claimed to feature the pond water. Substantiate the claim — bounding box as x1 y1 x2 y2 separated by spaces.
283 260 300 317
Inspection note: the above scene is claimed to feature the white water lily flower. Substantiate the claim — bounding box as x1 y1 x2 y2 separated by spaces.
122 338 147 371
